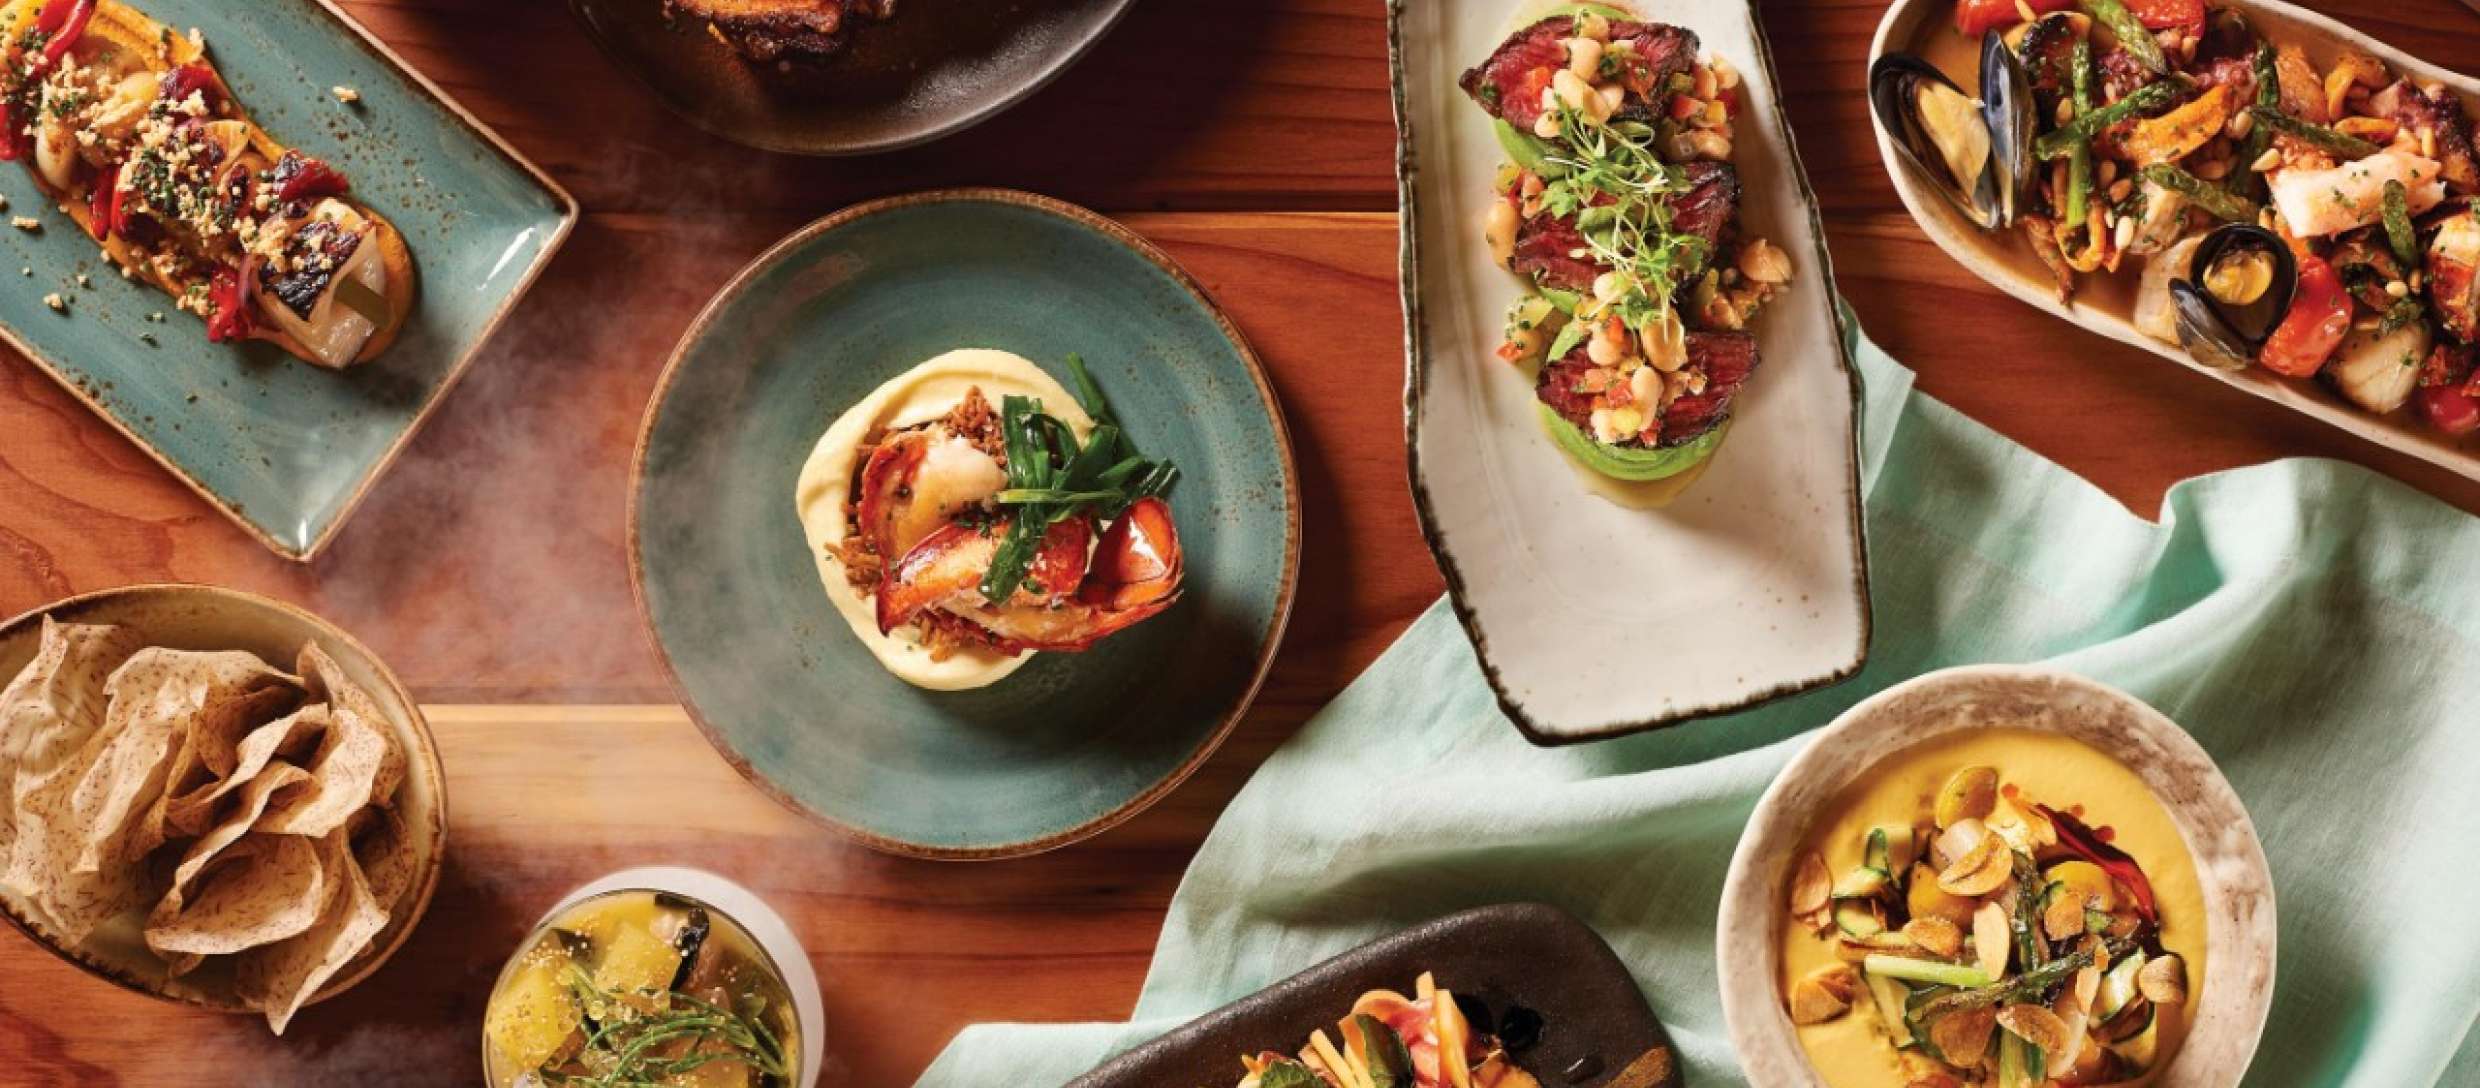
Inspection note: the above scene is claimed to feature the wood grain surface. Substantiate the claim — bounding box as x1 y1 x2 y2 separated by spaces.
0 0 2476 1085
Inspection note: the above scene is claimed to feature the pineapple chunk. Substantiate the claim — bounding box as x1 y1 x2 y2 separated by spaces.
486 950 582 1074
594 920 686 1006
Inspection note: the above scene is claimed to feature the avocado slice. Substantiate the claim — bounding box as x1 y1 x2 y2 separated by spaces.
1493 118 1570 179
1539 403 1727 482
1540 2 1637 21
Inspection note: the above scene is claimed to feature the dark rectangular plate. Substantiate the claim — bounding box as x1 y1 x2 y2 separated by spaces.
1068 903 1681 1088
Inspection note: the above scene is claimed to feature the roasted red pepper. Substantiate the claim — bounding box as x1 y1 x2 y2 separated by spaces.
2035 803 2159 923
159 61 225 114
85 161 119 239
35 0 95 68
271 152 351 203
0 102 22 162
2258 254 2353 378
205 264 255 343
2122 0 2206 30
1954 0 2072 37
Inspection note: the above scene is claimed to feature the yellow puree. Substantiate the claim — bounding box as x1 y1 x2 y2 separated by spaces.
1776 729 2205 1087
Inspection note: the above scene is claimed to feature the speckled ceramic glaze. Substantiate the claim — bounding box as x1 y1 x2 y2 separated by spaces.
0 0 575 560
1717 667 2276 1087
630 189 1297 860
1392 0 1871 744
1869 0 2480 483
568 0 1137 155
0 584 446 1014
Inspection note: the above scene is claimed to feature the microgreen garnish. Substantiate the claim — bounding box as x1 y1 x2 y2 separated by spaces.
978 354 1179 604
1532 103 1709 337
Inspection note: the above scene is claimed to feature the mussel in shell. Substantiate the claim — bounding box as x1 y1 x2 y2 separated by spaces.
1871 32 2036 231
2170 224 2299 371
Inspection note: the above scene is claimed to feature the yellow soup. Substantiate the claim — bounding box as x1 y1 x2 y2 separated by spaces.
1777 728 2205 1088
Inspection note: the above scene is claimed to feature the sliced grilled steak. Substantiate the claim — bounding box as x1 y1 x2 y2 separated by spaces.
1662 331 1758 442
1510 162 1739 292
1533 329 1758 448
1458 16 1699 129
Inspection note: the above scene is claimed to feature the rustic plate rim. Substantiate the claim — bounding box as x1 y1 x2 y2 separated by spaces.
0 581 448 1017
1390 0 1875 746
563 0 1142 157
1713 664 2278 1087
0 0 579 562
1864 0 2480 485
626 186 1301 861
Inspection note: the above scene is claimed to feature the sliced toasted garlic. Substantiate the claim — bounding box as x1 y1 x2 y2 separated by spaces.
1938 835 2011 897
1789 964 1857 1024
2041 886 2088 941
2138 953 2188 1005
1902 916 1964 959
1926 1005 1996 1067
1995 1003 2073 1061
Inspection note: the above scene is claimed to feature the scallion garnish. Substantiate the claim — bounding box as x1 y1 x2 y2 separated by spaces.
977 355 1179 604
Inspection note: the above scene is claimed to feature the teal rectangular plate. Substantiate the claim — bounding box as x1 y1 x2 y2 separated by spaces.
0 0 576 559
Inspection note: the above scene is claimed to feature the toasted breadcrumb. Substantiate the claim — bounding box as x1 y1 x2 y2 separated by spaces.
12 216 39 232
331 85 360 104
42 293 65 312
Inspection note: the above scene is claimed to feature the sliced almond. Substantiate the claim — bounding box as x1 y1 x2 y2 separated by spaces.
2139 953 2188 1005
1925 1004 1996 1067
1972 902 2012 980
1902 916 1964 959
1938 836 2011 897
1995 1002 2072 1061
1790 852 1832 917
1935 766 2000 828
1789 964 1857 1024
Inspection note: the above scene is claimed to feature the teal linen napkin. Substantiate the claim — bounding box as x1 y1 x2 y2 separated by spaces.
916 329 2480 1087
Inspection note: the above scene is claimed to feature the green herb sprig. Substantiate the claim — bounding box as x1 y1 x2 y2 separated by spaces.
978 355 1179 604
547 965 789 1087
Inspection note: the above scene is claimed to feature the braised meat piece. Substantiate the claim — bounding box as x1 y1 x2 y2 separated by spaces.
1458 16 1698 129
665 0 895 64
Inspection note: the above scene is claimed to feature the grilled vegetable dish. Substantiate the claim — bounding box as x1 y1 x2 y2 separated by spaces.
794 349 1184 691
1875 0 2480 440
1236 972 1540 1088
0 0 415 368
485 890 799 1088
1462 2 1793 488
1783 751 2195 1088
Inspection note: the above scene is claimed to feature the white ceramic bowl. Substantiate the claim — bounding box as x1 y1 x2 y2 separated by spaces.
0 584 446 1016
1716 666 2275 1086
1867 0 2480 483
488 867 828 1088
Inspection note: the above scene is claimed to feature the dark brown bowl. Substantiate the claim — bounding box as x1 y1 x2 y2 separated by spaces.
1070 903 1682 1088
566 0 1138 155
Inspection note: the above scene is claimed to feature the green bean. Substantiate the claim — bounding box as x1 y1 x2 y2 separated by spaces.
2383 179 2419 267
2248 106 2383 159
2034 82 2178 160
2142 163 2261 222
2078 0 2168 75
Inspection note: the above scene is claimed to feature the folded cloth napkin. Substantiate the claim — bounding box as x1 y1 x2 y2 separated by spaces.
917 327 2480 1088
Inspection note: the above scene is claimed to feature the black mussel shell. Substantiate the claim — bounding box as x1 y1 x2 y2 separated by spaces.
2172 224 2299 370
1872 52 2012 230
1978 30 2036 229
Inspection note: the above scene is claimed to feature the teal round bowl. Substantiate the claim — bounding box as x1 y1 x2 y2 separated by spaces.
630 190 1299 859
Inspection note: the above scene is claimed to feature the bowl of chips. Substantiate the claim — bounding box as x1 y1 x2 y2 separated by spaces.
0 583 445 1032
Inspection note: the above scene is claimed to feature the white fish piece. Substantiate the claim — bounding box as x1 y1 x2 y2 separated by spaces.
2268 149 2445 238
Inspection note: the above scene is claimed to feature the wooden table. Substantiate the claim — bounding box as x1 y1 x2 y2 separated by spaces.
4 1 2477 1083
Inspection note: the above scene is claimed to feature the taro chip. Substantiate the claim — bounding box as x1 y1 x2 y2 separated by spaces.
159 704 331 839
253 644 403 838
71 647 299 874
347 805 417 913
144 832 326 966
0 621 154 943
236 827 390 1034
